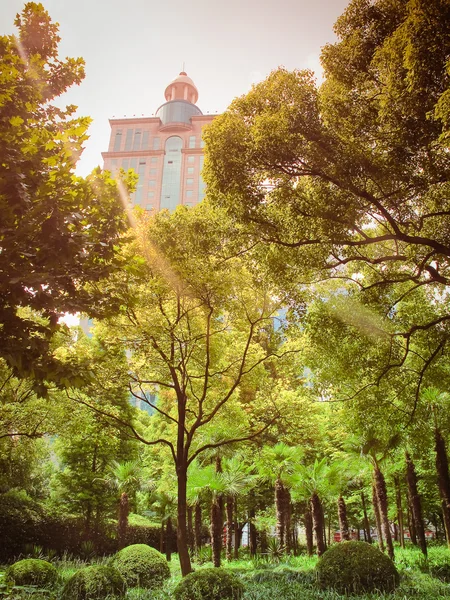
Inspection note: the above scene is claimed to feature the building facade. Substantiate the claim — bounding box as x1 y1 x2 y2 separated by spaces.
102 72 215 212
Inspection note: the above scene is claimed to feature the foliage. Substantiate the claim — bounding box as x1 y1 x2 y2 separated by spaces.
316 541 399 593
5 559 57 588
61 565 126 600
173 568 245 600
111 544 170 589
0 2 130 381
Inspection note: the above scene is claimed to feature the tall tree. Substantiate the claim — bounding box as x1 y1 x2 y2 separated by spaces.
73 205 290 575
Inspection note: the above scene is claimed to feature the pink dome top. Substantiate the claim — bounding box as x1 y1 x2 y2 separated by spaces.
164 72 199 104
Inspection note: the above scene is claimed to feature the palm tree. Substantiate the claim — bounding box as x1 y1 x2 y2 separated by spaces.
145 490 177 560
103 460 142 549
423 387 450 547
292 457 332 557
257 443 303 552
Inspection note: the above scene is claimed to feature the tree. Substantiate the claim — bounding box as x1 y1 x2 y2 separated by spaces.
77 205 291 575
102 460 142 548
0 3 129 382
203 0 450 395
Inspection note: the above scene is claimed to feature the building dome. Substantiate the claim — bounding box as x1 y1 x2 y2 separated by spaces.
164 71 199 104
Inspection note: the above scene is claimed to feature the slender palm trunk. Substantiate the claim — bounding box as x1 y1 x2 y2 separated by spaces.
372 482 385 552
226 495 233 561
160 522 164 553
118 491 129 549
211 497 222 567
305 507 314 556
338 495 350 541
311 492 325 557
275 478 285 547
187 506 194 554
374 465 394 560
194 502 202 553
233 499 239 559
394 475 405 549
284 488 292 553
361 491 372 543
434 428 450 547
249 506 257 557
405 452 427 556
165 516 173 562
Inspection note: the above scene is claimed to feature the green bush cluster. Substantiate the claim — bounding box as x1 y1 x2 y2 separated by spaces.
316 541 399 594
5 558 58 588
61 565 126 600
111 544 170 588
174 568 245 600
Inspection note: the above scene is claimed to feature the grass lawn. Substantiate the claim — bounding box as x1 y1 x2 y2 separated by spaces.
2 545 450 599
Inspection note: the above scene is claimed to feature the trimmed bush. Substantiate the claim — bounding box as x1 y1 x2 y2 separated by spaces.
111 544 170 589
316 541 399 594
174 568 245 600
61 565 126 600
5 558 57 588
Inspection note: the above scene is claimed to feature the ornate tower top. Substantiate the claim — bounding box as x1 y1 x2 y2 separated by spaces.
164 71 199 104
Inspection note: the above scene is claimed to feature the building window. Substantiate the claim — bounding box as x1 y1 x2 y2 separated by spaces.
187 155 195 163
189 136 196 148
148 191 155 198
145 203 154 210
201 138 205 148
148 179 156 187
153 137 161 150
142 131 149 150
187 167 194 175
160 136 183 211
149 168 157 175
151 157 158 163
122 158 129 170
186 178 194 185
113 130 122 152
133 129 142 151
186 190 193 198
125 129 133 151
129 158 137 172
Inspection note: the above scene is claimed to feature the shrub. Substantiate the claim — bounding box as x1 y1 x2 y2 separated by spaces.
111 544 170 588
174 568 245 600
61 565 126 600
5 558 58 588
316 541 399 594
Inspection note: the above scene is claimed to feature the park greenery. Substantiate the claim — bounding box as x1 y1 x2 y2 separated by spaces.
1 0 450 598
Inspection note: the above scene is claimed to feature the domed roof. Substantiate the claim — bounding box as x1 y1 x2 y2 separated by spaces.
164 71 199 104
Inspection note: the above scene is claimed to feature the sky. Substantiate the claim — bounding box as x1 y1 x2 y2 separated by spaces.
1 0 350 176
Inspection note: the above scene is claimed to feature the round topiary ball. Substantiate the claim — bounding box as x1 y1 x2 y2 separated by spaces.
174 568 245 600
111 544 170 589
316 541 399 594
61 565 126 600
5 558 58 588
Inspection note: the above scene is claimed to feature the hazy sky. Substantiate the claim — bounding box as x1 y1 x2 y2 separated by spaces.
2 0 350 176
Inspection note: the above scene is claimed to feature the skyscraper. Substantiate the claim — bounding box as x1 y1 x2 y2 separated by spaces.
102 72 216 212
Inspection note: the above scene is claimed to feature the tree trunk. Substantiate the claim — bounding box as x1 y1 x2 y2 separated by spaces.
374 465 394 560
311 492 325 557
275 477 285 548
211 497 222 567
233 500 239 559
160 523 164 553
226 495 233 561
194 502 202 553
394 475 405 549
284 488 292 554
434 428 450 547
322 504 328 551
176 463 192 576
187 506 194 554
249 506 257 557
361 491 372 543
305 507 313 556
165 516 172 562
338 495 350 541
407 499 417 545
405 452 427 556
372 482 385 552
118 492 129 549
